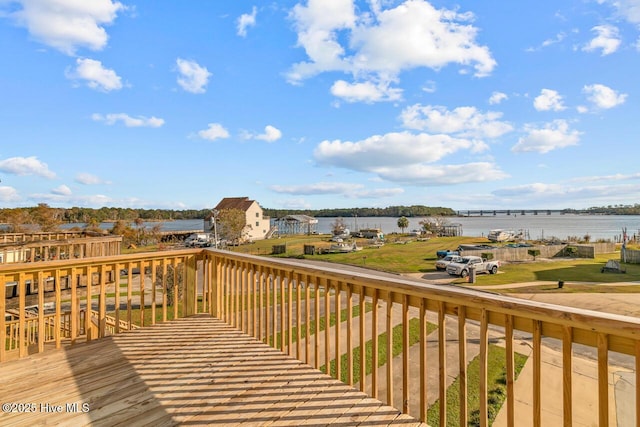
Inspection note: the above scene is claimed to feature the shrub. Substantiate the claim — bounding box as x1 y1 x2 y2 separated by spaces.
482 252 494 260
528 249 541 260
564 246 578 257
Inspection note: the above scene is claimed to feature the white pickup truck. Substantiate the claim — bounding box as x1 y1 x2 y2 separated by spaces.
446 255 500 277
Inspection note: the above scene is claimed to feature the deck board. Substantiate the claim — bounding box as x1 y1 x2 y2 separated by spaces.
0 315 426 426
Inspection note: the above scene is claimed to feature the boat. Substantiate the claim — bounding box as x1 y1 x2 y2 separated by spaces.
487 229 515 242
328 242 362 253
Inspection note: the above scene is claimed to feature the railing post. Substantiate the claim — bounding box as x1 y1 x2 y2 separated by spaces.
18 272 26 357
458 305 468 425
185 255 197 317
98 265 106 338
386 290 393 407
37 271 44 353
0 273 5 362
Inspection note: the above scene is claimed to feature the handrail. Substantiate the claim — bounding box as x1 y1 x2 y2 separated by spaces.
1 249 203 361
203 249 640 426
1 247 639 426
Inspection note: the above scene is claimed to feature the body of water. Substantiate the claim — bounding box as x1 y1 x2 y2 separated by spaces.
60 215 640 242
314 215 640 242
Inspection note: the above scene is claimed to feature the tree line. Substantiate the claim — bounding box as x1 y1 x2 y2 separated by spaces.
0 204 456 228
263 205 456 218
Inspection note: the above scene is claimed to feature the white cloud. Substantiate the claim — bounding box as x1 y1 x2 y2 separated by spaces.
582 25 621 55
492 183 563 198
350 1 496 77
66 58 123 92
242 125 283 142
198 123 230 141
526 32 567 52
276 198 313 209
374 162 508 185
176 58 211 94
571 172 640 183
237 6 257 37
75 173 110 185
312 130 506 185
3 0 125 55
400 105 513 138
287 0 496 101
491 180 640 208
330 79 402 103
582 83 627 109
0 156 56 179
599 0 640 25
488 91 508 105
533 89 566 111
51 185 72 196
270 181 404 198
92 113 165 127
256 125 282 142
512 120 581 153
0 186 20 202
314 131 484 171
271 182 364 195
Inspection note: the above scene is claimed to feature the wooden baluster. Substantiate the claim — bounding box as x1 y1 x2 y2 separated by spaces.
314 281 320 369
54 269 61 349
359 286 366 393
419 298 428 423
597 333 609 427
324 278 331 375
402 294 409 414
85 267 93 340
371 288 379 399
458 305 467 425
139 261 145 327
346 283 353 387
562 325 573 427
334 281 341 381
386 291 393 406
287 271 293 355
99 265 106 338
70 268 77 343
305 275 311 366
438 301 447 426
532 320 542 427
151 260 157 325
0 273 5 362
296 273 301 359
280 272 286 353
37 271 44 352
505 314 515 427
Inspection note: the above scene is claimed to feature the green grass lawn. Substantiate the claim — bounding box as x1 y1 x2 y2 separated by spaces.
427 345 527 426
230 235 639 291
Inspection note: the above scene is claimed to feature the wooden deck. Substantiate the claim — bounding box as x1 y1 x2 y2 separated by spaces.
0 315 425 426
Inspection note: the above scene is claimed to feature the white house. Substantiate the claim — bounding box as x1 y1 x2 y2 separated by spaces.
206 197 271 242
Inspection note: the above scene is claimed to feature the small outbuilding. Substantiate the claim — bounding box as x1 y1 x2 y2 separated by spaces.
274 215 318 235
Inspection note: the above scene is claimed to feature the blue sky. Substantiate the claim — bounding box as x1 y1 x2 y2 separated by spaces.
0 0 638 211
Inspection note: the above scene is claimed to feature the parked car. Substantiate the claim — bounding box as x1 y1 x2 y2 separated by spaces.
435 254 463 271
185 233 214 247
436 249 460 259
446 255 501 277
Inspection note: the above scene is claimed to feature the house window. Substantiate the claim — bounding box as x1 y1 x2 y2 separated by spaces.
256 221 259 227
256 212 259 218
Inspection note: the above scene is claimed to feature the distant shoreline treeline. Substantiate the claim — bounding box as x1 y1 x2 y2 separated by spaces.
1 204 639 224
262 205 456 218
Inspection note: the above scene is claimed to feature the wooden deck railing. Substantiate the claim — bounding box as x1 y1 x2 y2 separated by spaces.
2 248 640 426
1 249 203 360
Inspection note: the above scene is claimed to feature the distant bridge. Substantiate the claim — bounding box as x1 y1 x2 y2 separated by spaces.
456 209 587 217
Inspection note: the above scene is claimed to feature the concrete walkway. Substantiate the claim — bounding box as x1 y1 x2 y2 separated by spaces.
473 281 640 426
